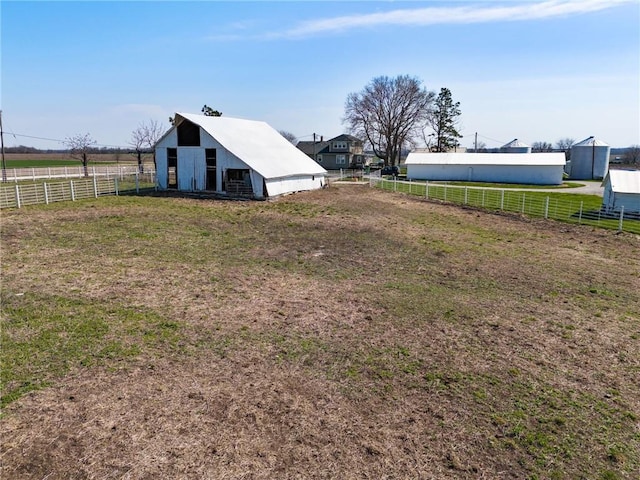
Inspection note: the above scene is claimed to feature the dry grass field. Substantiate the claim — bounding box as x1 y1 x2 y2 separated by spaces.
1 185 639 479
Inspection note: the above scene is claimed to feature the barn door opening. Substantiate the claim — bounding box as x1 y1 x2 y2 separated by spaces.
225 169 253 196
167 148 177 189
206 148 216 191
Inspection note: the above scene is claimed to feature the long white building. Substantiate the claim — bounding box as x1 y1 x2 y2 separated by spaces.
405 152 566 185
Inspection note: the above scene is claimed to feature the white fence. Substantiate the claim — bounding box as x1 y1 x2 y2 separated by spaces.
370 177 640 234
1 165 152 182
0 174 156 209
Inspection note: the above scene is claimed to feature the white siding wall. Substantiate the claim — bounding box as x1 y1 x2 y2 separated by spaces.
265 175 325 197
407 164 564 185
603 187 640 213
177 148 205 191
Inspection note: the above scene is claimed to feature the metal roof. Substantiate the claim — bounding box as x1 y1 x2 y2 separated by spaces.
175 113 326 179
501 138 530 148
602 169 640 194
573 136 610 147
405 152 566 166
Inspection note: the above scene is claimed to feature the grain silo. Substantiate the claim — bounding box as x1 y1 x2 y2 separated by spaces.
500 139 531 153
568 136 610 180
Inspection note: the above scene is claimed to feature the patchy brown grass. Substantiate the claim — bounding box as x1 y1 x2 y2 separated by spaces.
1 185 639 479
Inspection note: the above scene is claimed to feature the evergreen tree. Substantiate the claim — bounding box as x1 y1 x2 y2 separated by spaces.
428 88 462 152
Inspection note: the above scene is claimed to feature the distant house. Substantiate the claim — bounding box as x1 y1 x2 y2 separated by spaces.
155 113 327 199
405 152 566 185
601 169 640 214
297 134 367 170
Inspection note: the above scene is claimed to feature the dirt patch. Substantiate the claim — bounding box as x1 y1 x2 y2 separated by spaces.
2 185 639 479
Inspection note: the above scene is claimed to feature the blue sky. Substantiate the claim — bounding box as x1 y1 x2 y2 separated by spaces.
1 0 639 150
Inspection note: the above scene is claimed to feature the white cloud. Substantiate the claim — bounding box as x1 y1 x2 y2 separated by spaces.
271 0 633 39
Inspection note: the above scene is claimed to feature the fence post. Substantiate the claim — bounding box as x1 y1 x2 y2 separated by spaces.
70 180 75 201
44 183 49 204
409 179 411 194
522 193 526 213
93 176 98 198
32 168 36 181
48 167 52 179
500 190 504 210
444 185 447 202
425 181 429 199
618 206 624 232
544 196 549 219
464 186 468 204
115 177 119 196
15 185 21 208
578 201 583 224
482 189 485 207
394 178 397 192
135 172 140 193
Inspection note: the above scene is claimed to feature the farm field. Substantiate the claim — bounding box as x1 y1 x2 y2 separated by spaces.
1 185 639 479
3 152 150 168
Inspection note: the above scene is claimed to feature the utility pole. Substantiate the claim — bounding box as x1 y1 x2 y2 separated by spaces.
475 132 478 152
0 110 6 183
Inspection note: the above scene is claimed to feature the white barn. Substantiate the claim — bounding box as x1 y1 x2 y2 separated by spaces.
155 113 327 198
601 169 640 214
405 152 566 185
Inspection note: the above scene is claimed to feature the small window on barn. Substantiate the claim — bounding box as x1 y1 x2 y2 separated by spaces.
177 120 200 146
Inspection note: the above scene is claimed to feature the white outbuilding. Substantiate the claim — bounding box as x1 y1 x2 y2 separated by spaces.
155 113 327 198
405 152 566 185
601 169 640 214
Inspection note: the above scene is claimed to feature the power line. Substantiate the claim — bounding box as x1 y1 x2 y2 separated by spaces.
8 132 131 149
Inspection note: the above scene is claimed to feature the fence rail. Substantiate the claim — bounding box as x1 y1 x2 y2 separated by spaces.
370 177 640 234
0 174 156 209
1 165 153 182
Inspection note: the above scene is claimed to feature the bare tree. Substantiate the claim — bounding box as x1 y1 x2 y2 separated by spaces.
64 133 96 177
426 87 462 152
555 138 575 162
344 75 435 166
142 120 165 171
130 125 146 173
624 145 640 165
532 141 554 152
279 130 297 144
131 120 165 172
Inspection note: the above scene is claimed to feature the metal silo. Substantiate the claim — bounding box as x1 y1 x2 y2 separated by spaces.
568 136 610 180
500 139 531 153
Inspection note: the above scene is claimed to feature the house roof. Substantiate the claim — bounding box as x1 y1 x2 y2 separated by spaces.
174 113 327 179
329 134 362 143
296 140 330 156
602 169 640 194
405 152 566 167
